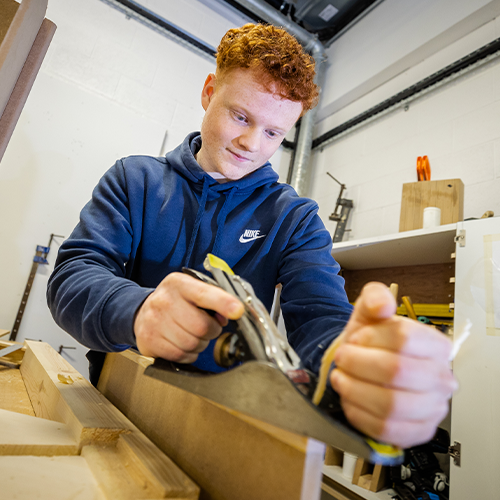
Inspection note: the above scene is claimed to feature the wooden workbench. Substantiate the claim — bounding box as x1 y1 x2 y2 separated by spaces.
0 341 326 500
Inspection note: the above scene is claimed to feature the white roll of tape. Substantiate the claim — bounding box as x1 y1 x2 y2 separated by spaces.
423 207 441 228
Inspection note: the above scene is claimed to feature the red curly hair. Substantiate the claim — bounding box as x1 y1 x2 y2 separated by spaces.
216 23 319 114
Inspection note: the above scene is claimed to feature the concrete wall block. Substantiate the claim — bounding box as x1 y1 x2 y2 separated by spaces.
197 11 239 47
91 38 158 87
438 141 495 186
91 9 138 49
175 56 217 106
412 121 454 161
79 63 122 100
45 43 92 83
494 139 500 179
349 206 385 240
362 106 421 158
452 100 500 151
114 76 176 125
48 0 138 49
49 22 97 59
142 0 204 39
318 131 366 173
150 47 193 94
416 60 499 130
356 168 410 213
164 101 205 153
381 202 402 235
463 177 500 219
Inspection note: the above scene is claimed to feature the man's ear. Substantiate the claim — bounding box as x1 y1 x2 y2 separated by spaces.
201 73 216 111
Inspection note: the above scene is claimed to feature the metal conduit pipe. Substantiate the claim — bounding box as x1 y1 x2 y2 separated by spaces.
232 0 327 197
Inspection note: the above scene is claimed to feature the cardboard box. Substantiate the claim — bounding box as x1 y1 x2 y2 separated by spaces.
399 179 464 232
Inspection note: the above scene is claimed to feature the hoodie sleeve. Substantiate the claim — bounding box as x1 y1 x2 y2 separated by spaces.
47 160 153 352
278 205 353 375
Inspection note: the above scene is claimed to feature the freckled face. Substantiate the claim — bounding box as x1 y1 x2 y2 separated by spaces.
196 68 303 180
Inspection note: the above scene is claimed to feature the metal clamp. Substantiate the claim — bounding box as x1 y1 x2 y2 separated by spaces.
454 230 466 247
449 441 461 466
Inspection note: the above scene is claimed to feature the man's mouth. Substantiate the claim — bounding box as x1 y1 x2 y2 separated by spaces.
228 149 250 162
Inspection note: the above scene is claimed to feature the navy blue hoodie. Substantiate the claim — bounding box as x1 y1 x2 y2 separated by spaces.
47 132 353 374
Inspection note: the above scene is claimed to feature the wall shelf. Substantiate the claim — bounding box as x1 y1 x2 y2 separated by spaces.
331 224 458 270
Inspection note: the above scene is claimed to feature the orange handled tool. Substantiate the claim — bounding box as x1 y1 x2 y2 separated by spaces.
417 156 431 181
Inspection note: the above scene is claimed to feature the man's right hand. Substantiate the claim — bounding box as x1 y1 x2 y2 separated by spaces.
134 272 244 361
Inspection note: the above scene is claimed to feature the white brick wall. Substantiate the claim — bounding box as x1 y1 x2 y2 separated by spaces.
310 16 500 242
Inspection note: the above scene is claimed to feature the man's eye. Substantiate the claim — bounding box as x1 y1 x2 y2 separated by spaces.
233 112 246 122
266 130 279 138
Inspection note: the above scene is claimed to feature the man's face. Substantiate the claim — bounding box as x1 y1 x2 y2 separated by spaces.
196 68 303 181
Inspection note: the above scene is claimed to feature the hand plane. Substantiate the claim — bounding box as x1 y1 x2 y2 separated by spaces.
144 254 404 465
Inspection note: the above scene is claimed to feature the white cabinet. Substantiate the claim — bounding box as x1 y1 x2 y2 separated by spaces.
450 217 500 500
322 218 500 500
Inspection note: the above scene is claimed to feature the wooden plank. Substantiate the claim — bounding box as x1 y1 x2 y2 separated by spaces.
83 433 199 500
351 458 387 493
0 407 78 455
98 350 322 500
0 455 106 500
325 446 344 466
116 433 199 499
399 179 464 232
0 328 10 337
0 0 47 115
0 0 19 47
19 341 199 499
20 341 131 447
0 339 25 365
0 364 34 415
0 17 56 162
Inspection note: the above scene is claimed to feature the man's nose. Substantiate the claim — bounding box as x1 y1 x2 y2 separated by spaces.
237 128 260 152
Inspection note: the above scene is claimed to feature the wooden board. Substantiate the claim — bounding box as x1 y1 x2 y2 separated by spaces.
83 433 199 500
0 339 26 365
399 179 464 232
0 364 34 415
0 455 106 500
0 17 56 162
20 341 130 446
0 407 78 455
0 0 19 47
0 0 47 117
98 350 325 500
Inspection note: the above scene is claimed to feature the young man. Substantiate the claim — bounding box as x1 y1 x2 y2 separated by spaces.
48 24 456 449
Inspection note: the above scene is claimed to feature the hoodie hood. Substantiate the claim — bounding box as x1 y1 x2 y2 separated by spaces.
162 132 280 269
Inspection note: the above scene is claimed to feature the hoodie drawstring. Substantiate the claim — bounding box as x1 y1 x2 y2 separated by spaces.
184 177 210 268
212 186 236 257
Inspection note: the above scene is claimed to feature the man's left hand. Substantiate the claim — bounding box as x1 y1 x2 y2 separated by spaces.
330 282 457 448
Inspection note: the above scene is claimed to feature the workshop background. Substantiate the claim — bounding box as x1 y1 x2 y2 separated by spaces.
1 0 500 375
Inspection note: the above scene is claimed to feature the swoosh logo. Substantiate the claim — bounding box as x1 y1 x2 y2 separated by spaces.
239 234 266 243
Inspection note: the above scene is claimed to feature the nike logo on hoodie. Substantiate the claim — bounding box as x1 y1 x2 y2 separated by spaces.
239 229 266 243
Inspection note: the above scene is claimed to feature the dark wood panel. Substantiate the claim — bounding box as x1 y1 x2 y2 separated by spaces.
341 262 455 304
